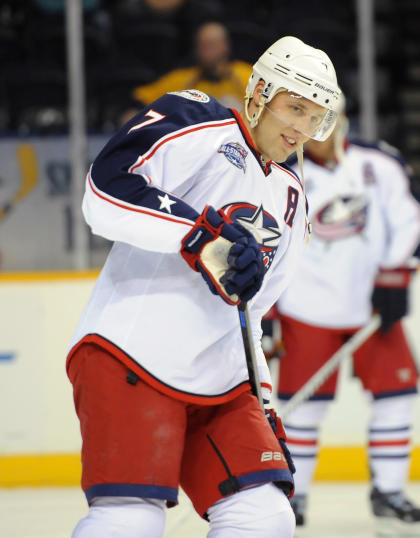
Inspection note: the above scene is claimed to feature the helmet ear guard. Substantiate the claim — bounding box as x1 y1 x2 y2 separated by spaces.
244 76 267 128
245 80 285 128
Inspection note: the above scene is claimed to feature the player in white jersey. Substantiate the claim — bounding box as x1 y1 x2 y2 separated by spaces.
264 110 420 534
67 36 342 538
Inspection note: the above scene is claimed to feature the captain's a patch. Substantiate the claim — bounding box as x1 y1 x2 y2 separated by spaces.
218 142 248 172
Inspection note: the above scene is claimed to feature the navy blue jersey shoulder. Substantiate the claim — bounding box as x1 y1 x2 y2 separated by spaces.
86 92 234 223
121 92 233 158
284 153 298 168
350 138 408 168
140 92 234 131
92 92 234 179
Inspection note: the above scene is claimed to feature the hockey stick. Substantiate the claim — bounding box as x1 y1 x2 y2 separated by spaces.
280 313 381 420
238 302 264 410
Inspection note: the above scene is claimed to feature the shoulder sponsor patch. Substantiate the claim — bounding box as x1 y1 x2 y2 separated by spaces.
168 89 210 103
218 142 248 173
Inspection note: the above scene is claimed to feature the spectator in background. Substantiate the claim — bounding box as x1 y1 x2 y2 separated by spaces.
142 0 185 11
121 21 251 123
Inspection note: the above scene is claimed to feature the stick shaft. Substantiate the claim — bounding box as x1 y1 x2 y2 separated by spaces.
238 303 264 409
280 314 381 419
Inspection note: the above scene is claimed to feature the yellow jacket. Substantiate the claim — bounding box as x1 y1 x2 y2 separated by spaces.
132 61 252 109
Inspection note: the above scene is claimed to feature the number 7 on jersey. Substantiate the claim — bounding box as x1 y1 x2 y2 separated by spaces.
128 110 166 133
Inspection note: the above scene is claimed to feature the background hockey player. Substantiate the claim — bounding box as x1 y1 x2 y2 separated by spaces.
66 36 341 538
265 106 420 535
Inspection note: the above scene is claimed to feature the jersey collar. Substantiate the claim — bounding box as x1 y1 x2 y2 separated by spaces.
231 109 272 176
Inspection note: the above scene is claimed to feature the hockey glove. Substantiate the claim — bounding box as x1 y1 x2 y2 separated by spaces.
371 268 412 333
265 408 296 475
181 205 265 305
265 408 295 498
261 306 284 360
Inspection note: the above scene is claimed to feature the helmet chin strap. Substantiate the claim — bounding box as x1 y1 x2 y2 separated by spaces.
333 115 349 163
296 143 312 243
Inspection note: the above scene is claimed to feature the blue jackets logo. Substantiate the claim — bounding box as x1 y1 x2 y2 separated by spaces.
218 142 248 172
220 203 281 272
312 195 368 241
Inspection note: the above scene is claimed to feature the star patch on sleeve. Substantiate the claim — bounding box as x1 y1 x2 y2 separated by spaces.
158 193 177 213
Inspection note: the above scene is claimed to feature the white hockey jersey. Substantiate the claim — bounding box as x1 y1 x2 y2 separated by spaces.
67 90 307 403
278 140 420 328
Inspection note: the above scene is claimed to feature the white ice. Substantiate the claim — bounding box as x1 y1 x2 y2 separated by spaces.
0 482 419 537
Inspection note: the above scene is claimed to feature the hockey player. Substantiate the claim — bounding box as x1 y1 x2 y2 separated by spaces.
66 36 341 538
267 108 420 534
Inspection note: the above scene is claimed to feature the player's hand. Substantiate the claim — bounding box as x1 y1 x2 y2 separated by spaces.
261 307 284 360
181 205 265 305
371 268 412 333
265 408 296 496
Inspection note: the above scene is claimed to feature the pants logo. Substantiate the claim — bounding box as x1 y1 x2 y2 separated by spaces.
261 451 286 462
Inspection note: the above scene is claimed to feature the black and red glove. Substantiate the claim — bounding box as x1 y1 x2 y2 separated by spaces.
265 408 295 497
371 267 412 333
261 306 284 360
181 205 265 305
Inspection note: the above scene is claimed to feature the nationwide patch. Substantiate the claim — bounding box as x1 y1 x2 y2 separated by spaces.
218 142 248 172
168 89 210 103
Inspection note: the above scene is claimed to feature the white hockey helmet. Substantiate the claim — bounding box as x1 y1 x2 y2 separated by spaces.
245 36 342 140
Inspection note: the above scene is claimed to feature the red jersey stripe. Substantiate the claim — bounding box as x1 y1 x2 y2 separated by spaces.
129 119 237 173
271 162 304 194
